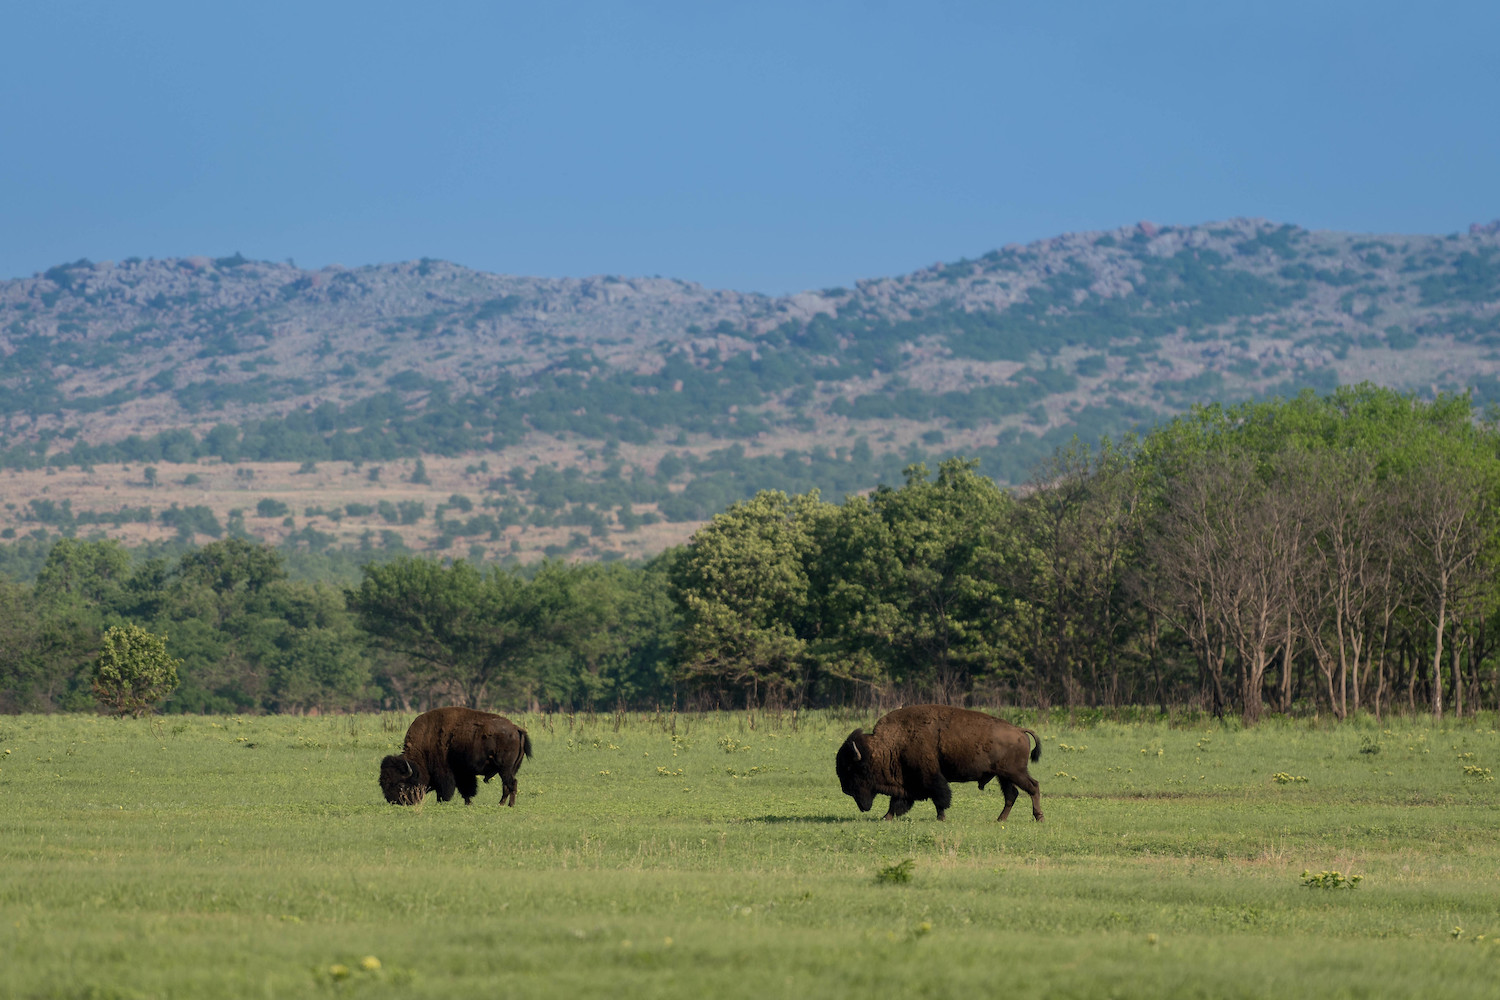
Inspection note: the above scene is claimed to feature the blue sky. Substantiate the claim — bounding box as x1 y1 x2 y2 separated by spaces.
3 2 1496 294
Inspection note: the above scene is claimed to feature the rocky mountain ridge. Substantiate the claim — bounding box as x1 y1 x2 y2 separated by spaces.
3 216 1499 483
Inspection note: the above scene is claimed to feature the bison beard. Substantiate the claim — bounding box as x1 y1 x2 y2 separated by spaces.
379 706 533 807
835 704 1043 822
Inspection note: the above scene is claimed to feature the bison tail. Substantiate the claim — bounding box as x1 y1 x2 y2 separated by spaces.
1023 728 1041 762
521 728 534 759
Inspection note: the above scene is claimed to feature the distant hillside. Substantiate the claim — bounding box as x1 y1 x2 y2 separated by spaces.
2 217 1498 563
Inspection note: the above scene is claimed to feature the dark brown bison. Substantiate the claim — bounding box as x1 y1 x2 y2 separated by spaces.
379 706 533 807
835 705 1043 822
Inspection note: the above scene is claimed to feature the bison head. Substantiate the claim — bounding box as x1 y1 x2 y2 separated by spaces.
835 729 876 812
379 754 429 805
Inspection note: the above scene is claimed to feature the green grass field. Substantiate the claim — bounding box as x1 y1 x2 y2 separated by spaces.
2 708 1499 999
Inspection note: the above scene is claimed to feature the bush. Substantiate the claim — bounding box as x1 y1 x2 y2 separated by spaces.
256 498 289 518
92 624 181 717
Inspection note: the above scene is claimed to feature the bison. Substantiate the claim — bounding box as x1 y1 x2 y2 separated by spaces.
835 705 1043 822
379 706 533 807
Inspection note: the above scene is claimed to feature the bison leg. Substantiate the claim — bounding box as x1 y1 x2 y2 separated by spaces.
502 776 518 807
996 779 1020 822
454 771 479 805
882 796 914 820
1020 773 1044 821
930 776 953 821
432 769 458 803
997 774 1043 821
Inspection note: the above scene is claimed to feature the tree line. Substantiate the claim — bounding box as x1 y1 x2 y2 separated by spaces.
3 385 1498 722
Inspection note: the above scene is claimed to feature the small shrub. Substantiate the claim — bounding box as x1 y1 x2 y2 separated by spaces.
91 624 181 717
1301 870 1361 890
256 497 288 518
875 859 915 885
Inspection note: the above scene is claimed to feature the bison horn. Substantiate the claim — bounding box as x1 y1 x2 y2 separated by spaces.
850 740 861 762
403 759 413 777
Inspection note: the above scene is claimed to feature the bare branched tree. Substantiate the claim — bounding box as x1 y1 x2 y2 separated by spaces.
1143 453 1252 720
1399 450 1494 718
1293 450 1404 719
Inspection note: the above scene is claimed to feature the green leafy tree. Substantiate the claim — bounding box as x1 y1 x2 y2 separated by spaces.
25 540 132 710
175 538 286 624
91 623 181 717
256 582 369 712
825 461 1025 701
1018 438 1146 707
347 557 542 708
530 557 681 709
671 490 831 707
34 538 132 605
0 578 50 711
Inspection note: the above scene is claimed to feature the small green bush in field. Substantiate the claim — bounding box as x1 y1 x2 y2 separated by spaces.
876 858 915 884
1301 870 1362 890
91 624 180 717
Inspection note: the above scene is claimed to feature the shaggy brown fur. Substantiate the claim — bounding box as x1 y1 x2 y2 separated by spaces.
379 706 533 807
835 705 1043 822
379 753 429 805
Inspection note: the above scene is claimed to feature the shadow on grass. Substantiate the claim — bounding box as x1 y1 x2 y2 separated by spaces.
1062 790 1192 799
734 814 850 824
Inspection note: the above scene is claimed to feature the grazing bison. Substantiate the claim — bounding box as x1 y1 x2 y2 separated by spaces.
379 706 533 807
835 705 1043 822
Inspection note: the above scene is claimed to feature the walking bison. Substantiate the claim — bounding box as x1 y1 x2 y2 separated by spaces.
835 705 1043 822
379 706 533 807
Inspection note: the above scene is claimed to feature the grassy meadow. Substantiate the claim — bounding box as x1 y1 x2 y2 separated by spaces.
2 708 1499 998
